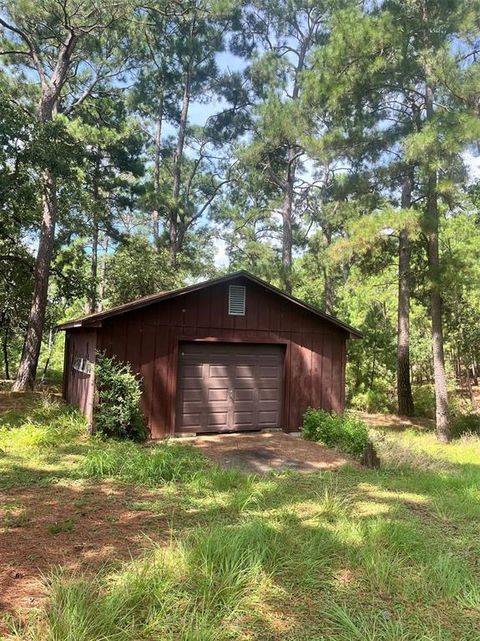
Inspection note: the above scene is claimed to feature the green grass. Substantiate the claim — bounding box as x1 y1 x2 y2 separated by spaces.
82 439 211 485
2 393 480 640
47 518 76 535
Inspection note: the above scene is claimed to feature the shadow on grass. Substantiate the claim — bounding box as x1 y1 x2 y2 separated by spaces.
8 488 479 640
2 417 480 640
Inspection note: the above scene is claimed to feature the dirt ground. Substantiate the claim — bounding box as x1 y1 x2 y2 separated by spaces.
0 482 166 623
190 431 352 473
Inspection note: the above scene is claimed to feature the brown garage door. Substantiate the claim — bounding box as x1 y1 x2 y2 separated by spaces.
176 342 284 434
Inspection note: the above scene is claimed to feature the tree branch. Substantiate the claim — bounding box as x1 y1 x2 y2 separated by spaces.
0 15 47 86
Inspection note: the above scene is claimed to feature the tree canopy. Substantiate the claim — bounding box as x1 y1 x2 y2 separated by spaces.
1 0 479 440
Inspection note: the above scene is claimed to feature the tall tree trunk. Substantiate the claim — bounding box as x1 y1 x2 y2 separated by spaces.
279 31 311 294
420 7 450 441
466 366 478 411
323 227 334 315
370 339 377 389
40 327 54 382
98 235 109 311
2 322 10 380
90 221 99 314
425 82 450 442
13 32 78 391
397 171 415 415
152 92 163 251
88 158 100 314
13 170 57 390
281 149 295 293
170 67 191 267
323 267 334 315
472 357 478 386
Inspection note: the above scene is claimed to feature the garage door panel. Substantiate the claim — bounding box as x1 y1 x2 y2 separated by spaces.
206 380 231 390
233 411 253 425
176 343 284 433
208 411 229 426
208 388 229 401
183 381 204 390
183 364 203 378
258 388 279 401
235 378 256 389
234 400 255 411
234 389 255 401
234 365 255 377
259 366 280 377
183 389 203 402
258 403 279 415
209 365 229 378
258 411 278 425
180 412 202 427
257 381 280 389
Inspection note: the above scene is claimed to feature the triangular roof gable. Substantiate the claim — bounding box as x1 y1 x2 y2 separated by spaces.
56 271 362 337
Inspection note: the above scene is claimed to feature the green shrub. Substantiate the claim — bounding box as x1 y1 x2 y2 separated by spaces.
350 388 391 413
94 353 147 441
451 413 480 439
412 385 435 418
302 408 370 458
412 384 472 420
449 392 474 417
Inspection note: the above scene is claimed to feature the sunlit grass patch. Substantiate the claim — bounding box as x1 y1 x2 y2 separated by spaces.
47 518 76 535
3 393 480 640
0 400 89 489
0 396 86 453
322 601 444 641
370 429 452 471
13 522 282 641
81 439 211 486
371 426 480 468
356 483 429 505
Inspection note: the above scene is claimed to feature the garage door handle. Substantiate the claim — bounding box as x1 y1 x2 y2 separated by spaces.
229 390 234 400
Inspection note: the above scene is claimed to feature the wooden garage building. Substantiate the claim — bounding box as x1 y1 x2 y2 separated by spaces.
58 271 361 438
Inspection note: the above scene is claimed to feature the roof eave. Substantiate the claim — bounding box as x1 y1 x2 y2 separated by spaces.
56 320 102 331
55 270 363 338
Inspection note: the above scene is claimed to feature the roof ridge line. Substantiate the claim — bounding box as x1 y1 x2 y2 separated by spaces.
56 270 362 337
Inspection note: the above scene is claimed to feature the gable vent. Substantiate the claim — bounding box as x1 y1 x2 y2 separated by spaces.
228 285 246 315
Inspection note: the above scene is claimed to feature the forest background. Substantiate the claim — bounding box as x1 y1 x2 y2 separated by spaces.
1 0 480 441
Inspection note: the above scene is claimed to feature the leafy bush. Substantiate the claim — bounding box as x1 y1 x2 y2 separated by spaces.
82 440 210 485
412 385 436 418
302 408 370 457
94 353 147 441
451 413 480 439
449 392 474 417
412 384 472 420
350 388 391 413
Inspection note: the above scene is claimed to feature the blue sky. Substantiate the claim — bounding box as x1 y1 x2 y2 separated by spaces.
162 50 247 268
162 50 247 133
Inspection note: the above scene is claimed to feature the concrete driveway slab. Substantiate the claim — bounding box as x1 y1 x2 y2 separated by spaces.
189 431 352 474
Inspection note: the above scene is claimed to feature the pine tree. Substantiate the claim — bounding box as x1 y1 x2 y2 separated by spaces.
1 0 132 390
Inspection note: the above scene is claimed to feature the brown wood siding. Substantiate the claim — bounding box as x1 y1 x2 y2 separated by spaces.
90 276 348 438
63 328 97 422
